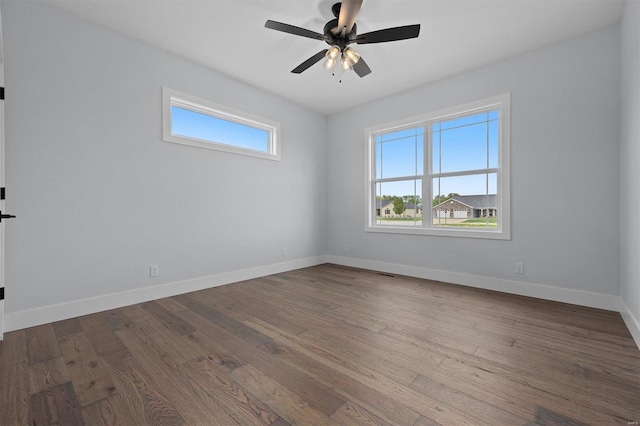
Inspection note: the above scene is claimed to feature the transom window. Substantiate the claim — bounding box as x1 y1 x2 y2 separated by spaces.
366 94 510 239
162 88 280 161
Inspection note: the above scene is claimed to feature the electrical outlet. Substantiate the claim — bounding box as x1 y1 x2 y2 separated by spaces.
515 263 525 274
344 244 349 253
150 265 159 277
282 248 287 257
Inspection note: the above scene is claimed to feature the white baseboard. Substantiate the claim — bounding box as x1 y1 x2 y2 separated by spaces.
4 256 327 332
620 299 640 350
326 255 621 312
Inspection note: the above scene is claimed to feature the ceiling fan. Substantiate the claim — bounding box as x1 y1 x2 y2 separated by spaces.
264 0 420 78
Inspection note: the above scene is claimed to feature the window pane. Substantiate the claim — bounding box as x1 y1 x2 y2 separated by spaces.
375 141 382 179
374 180 422 226
489 118 499 168
417 137 424 175
432 173 497 228
171 106 269 153
436 122 488 173
376 127 423 179
432 109 500 173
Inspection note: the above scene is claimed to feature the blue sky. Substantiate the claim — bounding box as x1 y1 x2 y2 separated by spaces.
171 106 269 152
375 110 499 201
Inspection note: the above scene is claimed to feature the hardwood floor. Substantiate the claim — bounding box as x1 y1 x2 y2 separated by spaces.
1 264 638 425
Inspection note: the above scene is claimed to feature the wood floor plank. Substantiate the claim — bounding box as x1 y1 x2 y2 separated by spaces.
243 276 390 330
28 356 71 395
413 415 444 426
81 394 137 426
473 343 640 402
227 296 308 336
29 381 84 426
140 300 196 336
116 304 202 366
438 355 632 425
247 316 419 387
273 340 481 424
1 330 30 426
231 364 339 426
100 348 186 426
442 346 639 420
2 329 27 367
242 317 454 426
52 318 83 339
380 325 479 356
78 313 127 357
56 332 117 407
408 374 528 425
301 325 444 368
2 264 638 425
330 400 393 426
101 307 137 332
155 296 190 313
26 324 61 365
111 329 240 425
179 356 283 425
179 329 246 372
181 311 418 424
174 294 347 417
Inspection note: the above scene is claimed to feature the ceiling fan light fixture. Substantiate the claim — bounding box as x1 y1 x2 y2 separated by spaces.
340 54 353 73
326 45 341 60
343 47 360 65
324 56 338 72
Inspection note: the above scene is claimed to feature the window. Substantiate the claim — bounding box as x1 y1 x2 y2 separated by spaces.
366 94 510 239
162 88 280 160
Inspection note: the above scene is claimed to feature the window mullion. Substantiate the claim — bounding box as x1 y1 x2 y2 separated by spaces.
425 121 432 229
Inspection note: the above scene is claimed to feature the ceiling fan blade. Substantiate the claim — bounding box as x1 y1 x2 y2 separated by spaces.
265 20 327 41
353 56 372 77
291 49 329 74
356 24 421 44
336 0 363 34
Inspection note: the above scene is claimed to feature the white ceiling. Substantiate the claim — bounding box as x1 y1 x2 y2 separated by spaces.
45 0 625 115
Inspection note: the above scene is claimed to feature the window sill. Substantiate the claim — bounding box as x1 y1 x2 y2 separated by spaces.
365 224 511 240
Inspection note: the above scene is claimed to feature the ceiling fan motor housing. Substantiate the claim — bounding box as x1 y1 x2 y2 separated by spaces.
323 19 357 48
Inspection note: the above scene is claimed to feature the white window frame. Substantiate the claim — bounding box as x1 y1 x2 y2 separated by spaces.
162 87 280 161
365 93 511 240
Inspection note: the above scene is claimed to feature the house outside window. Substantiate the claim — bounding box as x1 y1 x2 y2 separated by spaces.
366 94 510 240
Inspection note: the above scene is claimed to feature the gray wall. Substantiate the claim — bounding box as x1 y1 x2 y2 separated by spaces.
620 0 640 333
1 1 327 314
326 26 621 298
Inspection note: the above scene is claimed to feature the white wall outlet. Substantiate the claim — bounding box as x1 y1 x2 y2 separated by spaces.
515 263 525 274
282 248 287 257
344 244 349 253
150 265 159 278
